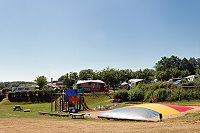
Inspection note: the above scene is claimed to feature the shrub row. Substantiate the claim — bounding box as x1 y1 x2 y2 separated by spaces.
0 95 6 102
8 90 53 102
114 82 200 102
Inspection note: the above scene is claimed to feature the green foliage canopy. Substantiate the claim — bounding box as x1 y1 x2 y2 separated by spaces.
34 76 47 89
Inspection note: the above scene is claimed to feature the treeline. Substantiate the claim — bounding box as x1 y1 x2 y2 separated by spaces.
114 81 200 102
59 56 200 88
155 56 200 81
0 56 199 90
0 81 35 91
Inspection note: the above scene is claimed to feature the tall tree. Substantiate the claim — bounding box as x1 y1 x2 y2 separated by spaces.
155 55 182 71
188 57 198 75
34 76 47 89
0 83 6 89
79 69 95 80
62 72 78 89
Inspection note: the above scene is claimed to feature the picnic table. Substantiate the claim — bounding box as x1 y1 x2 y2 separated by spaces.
38 112 69 117
13 105 23 111
70 113 85 119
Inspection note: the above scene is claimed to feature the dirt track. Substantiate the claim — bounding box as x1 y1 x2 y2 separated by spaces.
0 117 200 133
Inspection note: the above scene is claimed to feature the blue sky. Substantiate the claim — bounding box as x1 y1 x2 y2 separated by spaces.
0 0 199 82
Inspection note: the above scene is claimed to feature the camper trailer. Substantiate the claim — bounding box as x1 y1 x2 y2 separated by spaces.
184 75 200 82
128 79 144 87
12 86 39 92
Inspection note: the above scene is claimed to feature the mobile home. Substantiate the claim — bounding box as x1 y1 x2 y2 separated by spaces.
12 86 39 92
184 75 200 82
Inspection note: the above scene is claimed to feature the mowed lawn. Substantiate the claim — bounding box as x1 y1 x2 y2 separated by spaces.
0 92 122 119
0 92 199 120
0 93 200 132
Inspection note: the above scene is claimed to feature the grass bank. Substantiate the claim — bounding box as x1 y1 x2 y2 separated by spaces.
0 92 199 121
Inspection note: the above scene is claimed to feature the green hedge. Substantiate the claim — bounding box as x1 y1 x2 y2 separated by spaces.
8 90 52 102
153 88 168 102
114 82 200 102
0 95 6 102
113 89 129 101
128 87 144 101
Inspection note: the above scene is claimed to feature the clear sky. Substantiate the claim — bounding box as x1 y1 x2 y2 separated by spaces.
0 0 199 82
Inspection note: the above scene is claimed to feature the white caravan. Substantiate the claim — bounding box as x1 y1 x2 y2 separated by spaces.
12 86 39 92
184 75 200 82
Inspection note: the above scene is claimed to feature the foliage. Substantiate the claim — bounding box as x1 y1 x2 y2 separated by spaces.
2 87 12 91
153 88 168 102
9 83 20 88
0 83 6 89
144 89 154 102
182 81 196 86
113 89 129 101
34 76 47 89
128 86 144 101
62 72 78 88
154 56 199 81
195 68 200 75
134 69 155 80
8 90 52 103
0 95 6 102
99 68 121 87
79 69 96 80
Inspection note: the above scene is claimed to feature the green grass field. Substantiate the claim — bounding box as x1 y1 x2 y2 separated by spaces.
0 92 199 121
0 92 121 119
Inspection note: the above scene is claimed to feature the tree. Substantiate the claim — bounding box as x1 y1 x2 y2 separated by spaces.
62 72 78 89
99 68 121 87
155 71 170 81
58 75 65 81
142 69 155 80
79 69 95 80
0 83 6 89
34 76 47 89
181 58 189 70
119 69 133 82
195 68 200 75
154 55 182 71
9 83 20 88
188 57 198 75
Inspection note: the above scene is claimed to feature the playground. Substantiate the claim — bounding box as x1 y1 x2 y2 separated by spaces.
0 91 200 132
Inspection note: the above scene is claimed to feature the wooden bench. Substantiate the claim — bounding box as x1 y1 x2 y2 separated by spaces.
38 112 49 115
48 113 58 116
13 105 23 111
58 114 69 117
38 112 69 117
70 113 85 119
24 109 31 112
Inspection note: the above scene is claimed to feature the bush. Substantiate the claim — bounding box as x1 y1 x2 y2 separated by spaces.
144 89 154 102
128 87 144 101
170 88 181 101
137 83 148 91
182 81 196 86
153 88 168 102
8 90 52 103
0 95 6 102
113 89 129 101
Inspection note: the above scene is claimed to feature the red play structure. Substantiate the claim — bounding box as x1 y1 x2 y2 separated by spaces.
51 90 90 113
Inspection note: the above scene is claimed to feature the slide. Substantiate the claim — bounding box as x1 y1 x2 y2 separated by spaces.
67 101 75 108
81 97 90 110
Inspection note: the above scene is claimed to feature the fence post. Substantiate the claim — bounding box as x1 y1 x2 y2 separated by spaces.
178 85 183 105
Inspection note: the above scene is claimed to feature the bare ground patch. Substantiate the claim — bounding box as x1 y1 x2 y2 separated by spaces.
0 117 200 133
